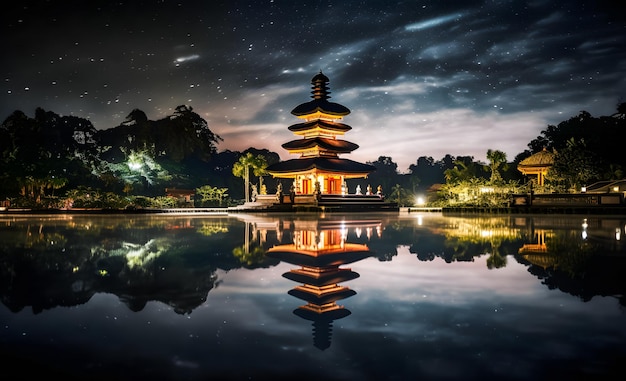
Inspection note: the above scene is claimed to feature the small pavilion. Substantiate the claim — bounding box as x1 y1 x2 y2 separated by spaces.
266 72 375 197
517 148 555 186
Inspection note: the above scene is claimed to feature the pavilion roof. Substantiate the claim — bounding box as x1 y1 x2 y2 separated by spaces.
518 148 554 168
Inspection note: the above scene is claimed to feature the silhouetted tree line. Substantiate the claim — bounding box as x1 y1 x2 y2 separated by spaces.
354 102 626 202
0 105 278 204
1 102 624 207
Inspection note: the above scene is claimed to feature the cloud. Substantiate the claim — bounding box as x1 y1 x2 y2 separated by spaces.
1 0 624 171
342 107 552 171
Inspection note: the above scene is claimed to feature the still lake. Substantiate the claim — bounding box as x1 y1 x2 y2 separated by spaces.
1 211 625 380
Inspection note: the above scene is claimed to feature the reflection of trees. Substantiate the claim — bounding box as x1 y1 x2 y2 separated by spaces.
545 231 595 276
23 226 68 250
0 233 221 314
486 250 507 269
518 230 596 276
96 248 219 315
0 238 94 313
517 224 626 306
364 221 400 261
232 245 266 266
196 221 229 236
440 236 484 262
229 218 282 268
0 217 250 315
3 213 626 320
420 217 522 267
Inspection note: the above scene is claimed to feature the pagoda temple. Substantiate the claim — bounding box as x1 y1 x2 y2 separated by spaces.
266 72 376 197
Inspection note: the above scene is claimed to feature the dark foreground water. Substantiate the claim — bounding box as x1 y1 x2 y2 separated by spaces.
1 212 625 380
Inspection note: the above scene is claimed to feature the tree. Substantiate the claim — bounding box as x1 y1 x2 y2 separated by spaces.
389 183 411 206
408 156 439 191
251 155 268 193
196 185 229 206
548 138 600 192
0 108 103 199
444 157 481 183
437 154 457 173
485 149 508 183
232 153 268 202
615 101 626 117
527 105 626 181
48 176 68 197
366 156 399 193
154 105 223 162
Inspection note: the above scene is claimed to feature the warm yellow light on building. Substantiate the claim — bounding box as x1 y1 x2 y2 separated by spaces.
318 231 326 249
301 112 344 121
317 175 324 192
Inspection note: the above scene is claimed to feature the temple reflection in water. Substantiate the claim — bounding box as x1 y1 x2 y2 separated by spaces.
266 219 381 350
2 214 626 379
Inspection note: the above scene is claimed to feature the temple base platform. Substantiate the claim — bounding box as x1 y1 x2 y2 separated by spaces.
239 194 399 212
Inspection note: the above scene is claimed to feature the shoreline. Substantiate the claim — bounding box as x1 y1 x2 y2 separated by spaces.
2 205 626 215
441 206 626 215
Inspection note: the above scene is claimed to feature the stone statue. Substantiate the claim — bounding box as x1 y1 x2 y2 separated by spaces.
251 184 258 202
276 182 283 203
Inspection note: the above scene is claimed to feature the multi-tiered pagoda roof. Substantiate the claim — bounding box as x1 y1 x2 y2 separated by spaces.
266 72 375 192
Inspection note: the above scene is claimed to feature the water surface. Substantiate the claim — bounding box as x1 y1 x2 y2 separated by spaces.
1 212 625 380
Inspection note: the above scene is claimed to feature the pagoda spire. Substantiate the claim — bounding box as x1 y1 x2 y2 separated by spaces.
311 71 331 100
291 73 350 119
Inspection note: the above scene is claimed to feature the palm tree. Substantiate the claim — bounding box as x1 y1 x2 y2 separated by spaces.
233 153 253 202
48 176 68 197
251 155 268 193
444 160 479 183
390 183 405 206
232 153 268 202
486 149 507 183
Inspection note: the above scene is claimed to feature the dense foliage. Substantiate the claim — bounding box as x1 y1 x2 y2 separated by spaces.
0 105 277 206
1 102 624 208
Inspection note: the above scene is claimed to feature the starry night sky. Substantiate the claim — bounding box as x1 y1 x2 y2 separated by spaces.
2 0 625 171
